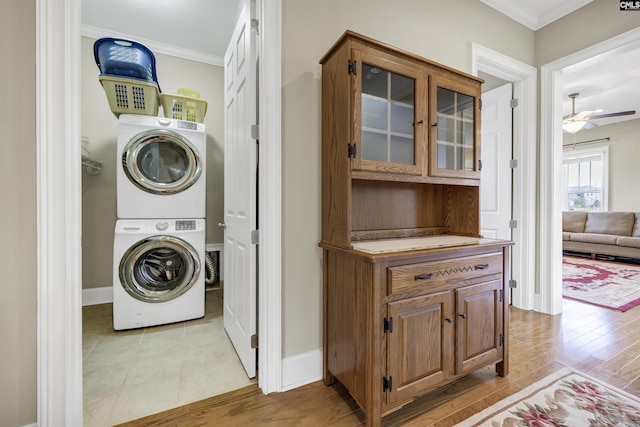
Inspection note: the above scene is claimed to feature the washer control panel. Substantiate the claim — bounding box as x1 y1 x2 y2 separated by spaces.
175 220 196 231
155 221 169 231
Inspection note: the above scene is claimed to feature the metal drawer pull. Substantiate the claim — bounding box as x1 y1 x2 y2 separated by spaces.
445 318 453 323
475 263 489 270
414 273 434 281
459 314 467 319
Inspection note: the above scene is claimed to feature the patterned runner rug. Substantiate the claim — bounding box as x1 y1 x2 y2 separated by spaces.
562 256 640 312
455 368 640 426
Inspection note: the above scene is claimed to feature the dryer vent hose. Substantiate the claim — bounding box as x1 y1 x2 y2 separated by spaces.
205 252 218 285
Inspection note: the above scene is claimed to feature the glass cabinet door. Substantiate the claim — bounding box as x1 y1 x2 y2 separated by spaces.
430 77 480 179
352 49 426 176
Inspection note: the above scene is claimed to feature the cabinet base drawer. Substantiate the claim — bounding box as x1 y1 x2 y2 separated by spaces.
388 252 502 295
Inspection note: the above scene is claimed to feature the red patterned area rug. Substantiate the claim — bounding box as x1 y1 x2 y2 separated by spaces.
455 368 640 426
562 256 640 312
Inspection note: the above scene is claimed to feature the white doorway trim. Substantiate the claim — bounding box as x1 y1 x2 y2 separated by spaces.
471 43 537 310
36 1 83 424
36 0 282 424
257 0 283 394
539 26 640 315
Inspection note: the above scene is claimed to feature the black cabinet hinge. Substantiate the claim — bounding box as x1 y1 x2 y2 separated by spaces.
479 98 482 110
348 143 357 158
384 317 393 333
499 289 504 302
478 159 483 171
500 333 504 347
383 376 393 392
348 60 357 75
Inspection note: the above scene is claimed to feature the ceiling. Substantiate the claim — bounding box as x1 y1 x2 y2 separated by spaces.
82 0 639 130
81 0 241 64
561 47 640 129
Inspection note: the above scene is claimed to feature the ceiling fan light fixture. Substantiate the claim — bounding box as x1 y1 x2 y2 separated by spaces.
563 119 588 134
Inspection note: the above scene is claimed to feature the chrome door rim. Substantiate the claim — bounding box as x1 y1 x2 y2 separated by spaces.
119 235 201 303
122 129 202 194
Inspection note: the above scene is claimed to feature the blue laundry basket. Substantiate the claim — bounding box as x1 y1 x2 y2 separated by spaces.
94 38 160 90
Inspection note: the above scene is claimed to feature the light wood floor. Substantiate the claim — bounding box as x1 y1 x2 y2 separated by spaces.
117 298 640 426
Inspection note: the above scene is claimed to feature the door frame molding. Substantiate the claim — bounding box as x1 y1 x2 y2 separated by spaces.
472 44 537 310
257 0 282 394
36 0 83 424
539 26 640 315
36 0 282 424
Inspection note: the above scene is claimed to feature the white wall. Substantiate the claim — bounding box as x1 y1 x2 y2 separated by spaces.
81 36 225 290
563 118 640 211
281 0 535 358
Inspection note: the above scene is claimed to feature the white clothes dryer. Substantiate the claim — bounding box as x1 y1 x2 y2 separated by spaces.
113 218 205 330
117 114 207 219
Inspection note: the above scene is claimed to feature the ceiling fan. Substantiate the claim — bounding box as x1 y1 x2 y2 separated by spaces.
563 92 636 134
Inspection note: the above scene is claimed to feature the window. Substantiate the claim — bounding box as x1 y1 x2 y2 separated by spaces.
562 147 609 212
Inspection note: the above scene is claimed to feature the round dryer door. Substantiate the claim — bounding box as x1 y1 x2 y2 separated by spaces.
119 235 201 303
122 129 202 194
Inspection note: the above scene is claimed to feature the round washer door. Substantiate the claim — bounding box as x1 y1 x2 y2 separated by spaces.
119 235 201 303
122 129 202 194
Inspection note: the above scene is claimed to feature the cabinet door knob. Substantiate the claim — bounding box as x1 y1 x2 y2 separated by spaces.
475 264 489 270
416 119 424 125
459 314 467 319
217 222 226 229
445 318 453 323
414 273 433 281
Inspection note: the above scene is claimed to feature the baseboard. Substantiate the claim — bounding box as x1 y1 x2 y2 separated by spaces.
22 424 37 427
82 286 113 306
281 348 322 392
205 243 223 252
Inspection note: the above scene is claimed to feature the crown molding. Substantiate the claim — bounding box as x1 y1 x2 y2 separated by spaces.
480 0 593 30
81 24 223 66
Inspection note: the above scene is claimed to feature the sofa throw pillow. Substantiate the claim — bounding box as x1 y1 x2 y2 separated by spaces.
634 213 640 237
562 211 587 233
584 212 634 236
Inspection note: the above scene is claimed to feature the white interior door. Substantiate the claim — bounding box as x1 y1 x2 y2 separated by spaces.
480 83 512 240
223 0 257 378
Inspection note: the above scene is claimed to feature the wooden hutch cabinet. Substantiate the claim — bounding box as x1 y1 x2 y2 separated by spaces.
319 31 512 426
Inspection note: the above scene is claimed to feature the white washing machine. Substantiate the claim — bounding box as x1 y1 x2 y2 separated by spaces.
117 114 207 219
113 218 205 330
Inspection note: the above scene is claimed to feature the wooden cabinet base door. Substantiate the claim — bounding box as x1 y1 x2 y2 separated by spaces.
386 291 454 406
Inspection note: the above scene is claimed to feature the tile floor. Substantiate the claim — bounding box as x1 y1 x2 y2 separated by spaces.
82 289 255 427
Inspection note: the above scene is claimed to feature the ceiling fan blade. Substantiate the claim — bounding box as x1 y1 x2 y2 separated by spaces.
587 110 636 120
575 110 595 120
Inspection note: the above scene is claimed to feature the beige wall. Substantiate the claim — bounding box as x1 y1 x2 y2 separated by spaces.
281 0 535 358
5 2 638 424
81 36 225 290
563 119 640 211
0 1 37 426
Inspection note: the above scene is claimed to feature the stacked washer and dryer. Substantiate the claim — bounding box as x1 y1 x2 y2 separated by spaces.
113 114 208 330
93 37 209 330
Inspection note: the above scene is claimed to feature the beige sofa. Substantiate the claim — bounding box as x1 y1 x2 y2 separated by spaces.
563 211 640 259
